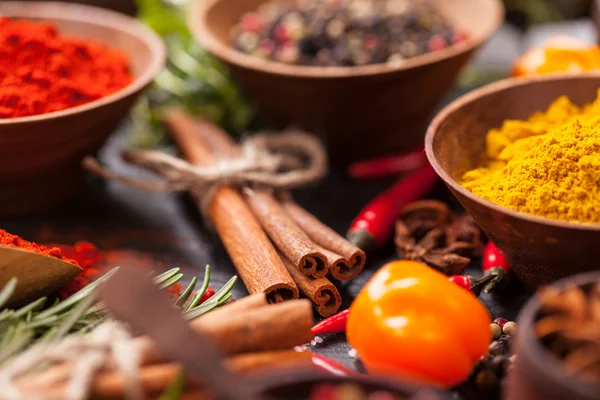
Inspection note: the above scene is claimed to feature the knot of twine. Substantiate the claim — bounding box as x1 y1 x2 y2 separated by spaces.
0 321 140 400
83 131 327 220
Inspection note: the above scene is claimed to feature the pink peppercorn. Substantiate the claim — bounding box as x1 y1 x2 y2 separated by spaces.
427 34 447 52
240 12 263 33
493 318 508 329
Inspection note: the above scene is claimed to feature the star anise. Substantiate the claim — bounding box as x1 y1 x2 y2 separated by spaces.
395 200 482 275
536 283 600 381
535 284 600 380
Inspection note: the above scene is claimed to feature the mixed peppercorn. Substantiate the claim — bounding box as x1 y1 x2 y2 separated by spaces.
231 0 466 66
470 318 517 394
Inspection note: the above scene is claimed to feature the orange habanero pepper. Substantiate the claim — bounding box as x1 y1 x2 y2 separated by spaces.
347 261 491 388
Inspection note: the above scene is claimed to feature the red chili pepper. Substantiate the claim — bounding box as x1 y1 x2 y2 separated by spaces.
199 286 215 304
448 274 498 296
347 147 426 179
482 241 510 294
347 163 438 251
311 309 349 335
448 275 470 291
311 353 357 377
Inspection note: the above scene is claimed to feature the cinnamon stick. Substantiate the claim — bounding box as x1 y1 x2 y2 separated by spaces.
176 116 360 280
23 351 313 399
244 188 328 278
20 297 313 391
198 292 267 324
177 389 213 400
225 349 313 375
164 110 298 303
280 254 341 317
136 298 314 364
279 193 366 280
97 351 311 397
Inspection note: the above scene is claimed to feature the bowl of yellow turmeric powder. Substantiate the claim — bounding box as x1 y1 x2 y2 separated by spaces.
425 74 600 288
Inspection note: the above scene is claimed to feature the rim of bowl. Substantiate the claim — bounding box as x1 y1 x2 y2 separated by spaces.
187 0 504 79
0 1 166 125
251 368 426 396
517 270 600 398
425 72 600 232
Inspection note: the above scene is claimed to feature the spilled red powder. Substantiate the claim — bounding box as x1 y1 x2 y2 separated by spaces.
0 17 132 118
0 229 79 267
99 249 185 300
56 241 103 299
57 246 185 299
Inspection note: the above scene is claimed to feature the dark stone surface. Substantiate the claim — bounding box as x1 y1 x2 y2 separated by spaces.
0 119 530 398
0 86 530 399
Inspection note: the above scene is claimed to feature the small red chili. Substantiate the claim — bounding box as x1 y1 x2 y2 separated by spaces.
483 242 509 273
311 309 349 335
347 163 438 251
311 353 357 377
199 286 215 304
448 274 498 297
347 146 426 179
482 241 510 294
448 275 470 291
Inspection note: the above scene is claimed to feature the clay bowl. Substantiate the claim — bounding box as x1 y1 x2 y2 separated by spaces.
188 0 503 164
425 74 600 288
0 2 166 216
506 271 600 400
253 369 450 399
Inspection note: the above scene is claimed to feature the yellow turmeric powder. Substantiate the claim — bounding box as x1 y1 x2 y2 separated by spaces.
461 90 600 223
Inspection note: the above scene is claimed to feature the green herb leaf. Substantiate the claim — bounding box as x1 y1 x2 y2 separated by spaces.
158 370 186 400
0 263 235 360
186 265 210 310
51 290 99 342
175 276 197 308
33 267 119 322
0 278 17 309
154 267 181 284
185 275 237 320
158 273 184 290
13 297 47 319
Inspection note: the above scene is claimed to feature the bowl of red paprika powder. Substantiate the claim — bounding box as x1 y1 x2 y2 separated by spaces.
0 2 166 216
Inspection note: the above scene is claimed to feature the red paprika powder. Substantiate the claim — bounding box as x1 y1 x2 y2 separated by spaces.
0 229 79 266
0 17 133 118
55 241 102 299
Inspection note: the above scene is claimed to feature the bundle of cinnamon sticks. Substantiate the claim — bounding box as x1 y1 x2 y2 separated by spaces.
16 294 315 399
165 111 366 317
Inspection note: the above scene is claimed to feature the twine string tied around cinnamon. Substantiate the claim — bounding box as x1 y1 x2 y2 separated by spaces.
83 130 327 220
0 320 140 400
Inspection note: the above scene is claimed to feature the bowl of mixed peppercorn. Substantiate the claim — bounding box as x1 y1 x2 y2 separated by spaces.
188 0 503 163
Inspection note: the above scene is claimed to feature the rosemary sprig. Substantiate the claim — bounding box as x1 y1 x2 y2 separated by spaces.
187 264 211 310
158 370 186 400
0 265 236 363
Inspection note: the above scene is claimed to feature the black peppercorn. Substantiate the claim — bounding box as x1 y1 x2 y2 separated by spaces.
475 368 498 393
231 0 466 67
